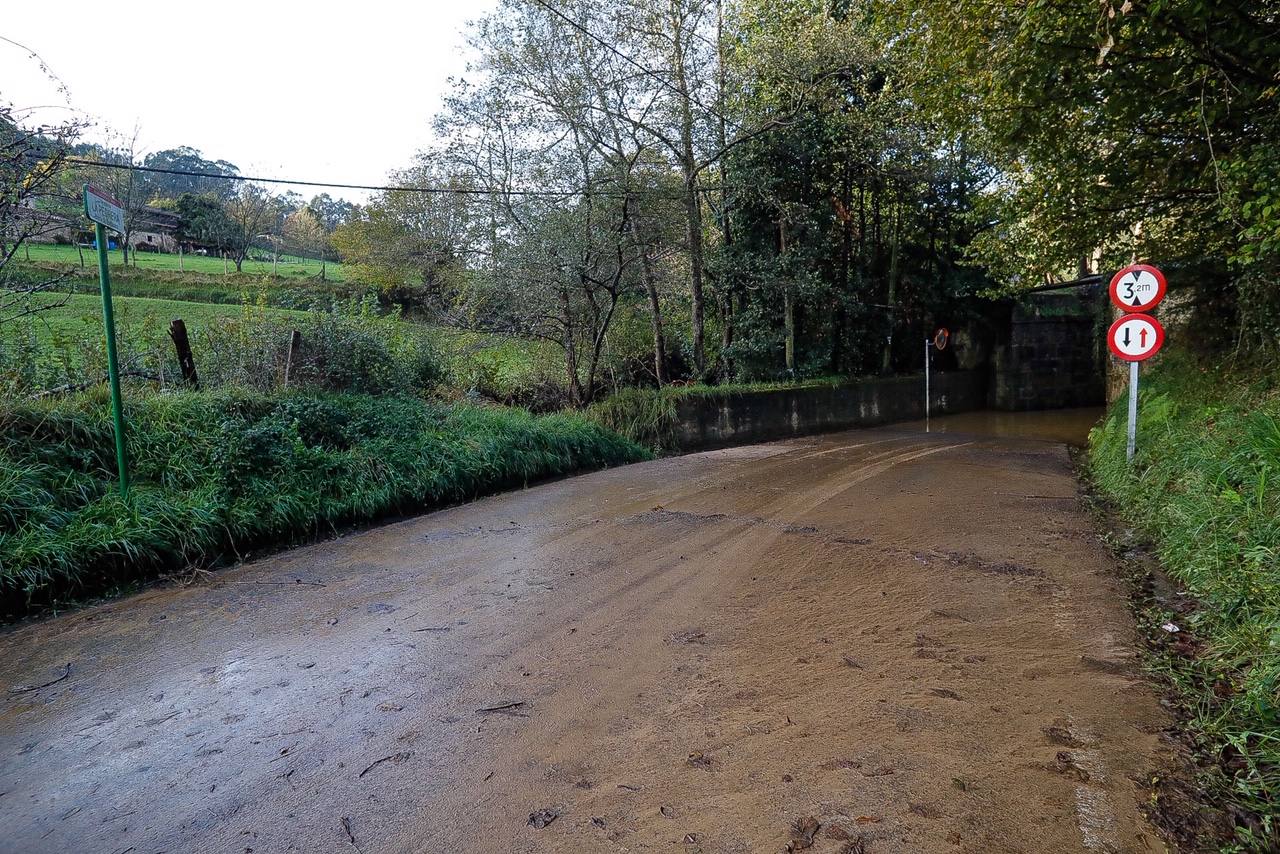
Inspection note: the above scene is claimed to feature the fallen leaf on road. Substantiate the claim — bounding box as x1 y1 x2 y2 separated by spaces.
686 751 712 769
527 807 559 829
789 815 820 850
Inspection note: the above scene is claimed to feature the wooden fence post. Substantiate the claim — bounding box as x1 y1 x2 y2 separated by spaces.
168 318 199 389
284 329 301 387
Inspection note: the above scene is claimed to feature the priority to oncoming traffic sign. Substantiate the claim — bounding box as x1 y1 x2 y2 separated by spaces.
84 184 126 235
1108 313 1164 362
1109 263 1166 313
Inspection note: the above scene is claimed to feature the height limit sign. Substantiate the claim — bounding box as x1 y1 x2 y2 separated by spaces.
1107 264 1168 462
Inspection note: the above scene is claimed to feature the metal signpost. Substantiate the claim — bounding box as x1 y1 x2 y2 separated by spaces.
1107 264 1167 462
924 327 949 432
83 185 130 497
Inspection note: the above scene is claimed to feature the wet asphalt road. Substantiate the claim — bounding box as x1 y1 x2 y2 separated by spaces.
0 411 1173 853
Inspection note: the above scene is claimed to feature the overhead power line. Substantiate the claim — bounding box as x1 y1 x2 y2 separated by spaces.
525 0 728 126
60 157 736 200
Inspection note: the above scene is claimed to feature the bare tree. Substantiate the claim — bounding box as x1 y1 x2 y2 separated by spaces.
0 102 85 325
77 127 149 266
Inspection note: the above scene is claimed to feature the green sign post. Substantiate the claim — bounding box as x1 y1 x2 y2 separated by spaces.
83 184 130 497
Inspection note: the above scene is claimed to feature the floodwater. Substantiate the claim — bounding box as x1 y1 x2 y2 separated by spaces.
0 415 1170 853
904 406 1106 447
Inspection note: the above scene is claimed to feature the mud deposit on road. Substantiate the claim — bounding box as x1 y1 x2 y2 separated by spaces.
0 418 1174 853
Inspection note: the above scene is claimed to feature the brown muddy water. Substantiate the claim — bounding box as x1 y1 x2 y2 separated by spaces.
0 413 1173 854
903 406 1106 447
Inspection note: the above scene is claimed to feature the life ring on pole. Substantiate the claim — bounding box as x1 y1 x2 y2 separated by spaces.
933 328 950 350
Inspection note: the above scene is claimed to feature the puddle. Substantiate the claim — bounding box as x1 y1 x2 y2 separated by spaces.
901 407 1105 447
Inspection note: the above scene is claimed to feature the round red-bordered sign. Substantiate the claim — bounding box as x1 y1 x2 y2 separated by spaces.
1109 264 1167 313
933 328 949 350
1107 313 1164 361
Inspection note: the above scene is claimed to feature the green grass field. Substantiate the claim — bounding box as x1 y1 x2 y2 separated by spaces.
19 292 304 346
21 242 347 282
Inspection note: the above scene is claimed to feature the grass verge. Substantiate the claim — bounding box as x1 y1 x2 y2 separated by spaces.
0 389 648 618
1088 352 1279 850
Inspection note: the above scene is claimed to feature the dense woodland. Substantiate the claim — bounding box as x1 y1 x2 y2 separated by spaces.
329 0 1279 400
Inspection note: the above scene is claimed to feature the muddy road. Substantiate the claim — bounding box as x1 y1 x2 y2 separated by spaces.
0 412 1175 853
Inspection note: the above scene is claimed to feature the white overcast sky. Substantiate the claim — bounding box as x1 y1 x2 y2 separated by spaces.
1 1 497 202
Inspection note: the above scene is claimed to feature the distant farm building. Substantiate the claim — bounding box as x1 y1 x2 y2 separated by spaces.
11 203 181 253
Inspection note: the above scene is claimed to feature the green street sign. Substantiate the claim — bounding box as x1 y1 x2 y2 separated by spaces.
84 184 126 234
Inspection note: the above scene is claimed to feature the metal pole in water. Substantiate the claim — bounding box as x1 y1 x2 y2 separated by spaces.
1126 360 1139 461
924 338 930 433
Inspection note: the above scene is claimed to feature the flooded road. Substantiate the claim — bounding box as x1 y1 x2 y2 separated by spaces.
904 406 1105 447
0 413 1171 853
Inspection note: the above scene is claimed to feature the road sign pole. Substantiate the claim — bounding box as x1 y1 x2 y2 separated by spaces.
94 222 130 497
1126 360 1139 462
924 338 930 433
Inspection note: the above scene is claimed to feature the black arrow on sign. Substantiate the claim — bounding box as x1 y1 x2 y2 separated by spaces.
1122 326 1132 347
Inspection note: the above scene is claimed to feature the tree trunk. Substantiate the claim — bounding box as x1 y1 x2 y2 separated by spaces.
833 164 852 374
683 176 707 378
632 220 668 386
670 8 706 378
559 288 584 407
715 0 734 381
881 203 902 375
720 292 733 379
780 221 795 374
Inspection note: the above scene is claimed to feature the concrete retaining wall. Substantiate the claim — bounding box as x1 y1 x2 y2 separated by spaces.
990 293 1107 411
673 371 987 451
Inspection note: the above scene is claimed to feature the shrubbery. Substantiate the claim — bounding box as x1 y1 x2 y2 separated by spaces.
0 388 647 616
1090 354 1280 847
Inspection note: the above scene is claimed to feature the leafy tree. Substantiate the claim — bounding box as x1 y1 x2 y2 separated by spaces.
880 0 1280 351
222 184 279 272
283 208 330 278
140 147 240 201
331 156 475 306
307 193 356 233
175 192 235 253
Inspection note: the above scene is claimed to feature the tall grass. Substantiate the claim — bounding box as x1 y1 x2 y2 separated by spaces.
0 389 647 616
1090 353 1280 850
